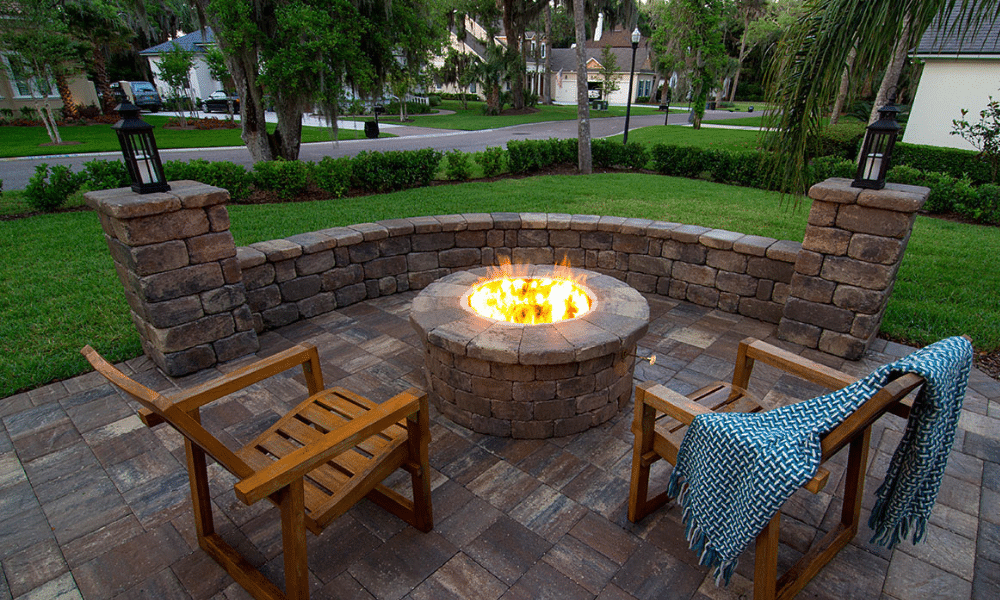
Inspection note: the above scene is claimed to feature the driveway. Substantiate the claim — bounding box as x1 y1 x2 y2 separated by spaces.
0 110 756 191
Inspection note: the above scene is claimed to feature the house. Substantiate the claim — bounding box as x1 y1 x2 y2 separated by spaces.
904 5 1000 150
140 29 223 104
1 55 99 114
547 26 656 106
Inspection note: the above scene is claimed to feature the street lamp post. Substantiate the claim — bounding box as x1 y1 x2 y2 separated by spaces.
622 27 641 145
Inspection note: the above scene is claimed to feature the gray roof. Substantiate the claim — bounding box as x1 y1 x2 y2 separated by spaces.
916 4 1000 55
549 45 654 74
140 28 216 56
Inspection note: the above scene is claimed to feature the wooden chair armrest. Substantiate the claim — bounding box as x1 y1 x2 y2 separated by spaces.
233 388 425 505
743 339 855 390
638 382 712 425
170 344 324 414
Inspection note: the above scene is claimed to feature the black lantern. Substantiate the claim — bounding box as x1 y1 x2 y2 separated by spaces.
113 102 170 194
851 100 900 190
622 27 641 145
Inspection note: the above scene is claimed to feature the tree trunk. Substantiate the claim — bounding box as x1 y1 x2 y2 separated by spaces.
92 46 116 114
830 45 857 126
574 0 591 174
272 94 306 160
870 16 911 124
543 4 552 105
55 72 79 121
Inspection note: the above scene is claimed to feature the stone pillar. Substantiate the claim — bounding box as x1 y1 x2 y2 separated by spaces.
85 181 259 376
778 178 929 360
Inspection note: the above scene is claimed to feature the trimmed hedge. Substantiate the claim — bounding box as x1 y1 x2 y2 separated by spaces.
351 149 443 193
894 142 993 185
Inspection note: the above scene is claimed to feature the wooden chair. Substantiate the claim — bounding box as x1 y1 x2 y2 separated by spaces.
628 337 923 600
82 343 433 600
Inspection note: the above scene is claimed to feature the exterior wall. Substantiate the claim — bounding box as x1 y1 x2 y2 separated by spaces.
904 59 1000 150
148 56 220 105
1 55 100 112
549 70 655 106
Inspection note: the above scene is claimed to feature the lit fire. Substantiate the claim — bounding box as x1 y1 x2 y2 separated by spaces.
467 261 592 324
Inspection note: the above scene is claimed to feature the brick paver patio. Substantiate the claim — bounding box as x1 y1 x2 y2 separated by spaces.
2 292 997 600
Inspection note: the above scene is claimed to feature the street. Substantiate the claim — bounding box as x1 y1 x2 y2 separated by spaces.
0 110 755 191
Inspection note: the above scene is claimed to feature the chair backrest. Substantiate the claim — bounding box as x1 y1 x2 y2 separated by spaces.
82 346 255 479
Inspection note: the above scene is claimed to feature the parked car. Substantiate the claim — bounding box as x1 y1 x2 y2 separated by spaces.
203 91 239 113
111 81 163 112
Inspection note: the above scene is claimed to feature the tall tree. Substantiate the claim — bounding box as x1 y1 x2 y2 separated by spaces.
63 0 134 114
573 0 591 174
726 0 768 103
500 0 548 110
158 44 195 126
597 45 622 101
763 0 1000 194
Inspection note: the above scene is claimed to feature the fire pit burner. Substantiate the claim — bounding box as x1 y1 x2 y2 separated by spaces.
410 265 649 438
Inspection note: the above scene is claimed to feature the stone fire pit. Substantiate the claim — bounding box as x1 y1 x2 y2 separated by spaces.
410 265 649 438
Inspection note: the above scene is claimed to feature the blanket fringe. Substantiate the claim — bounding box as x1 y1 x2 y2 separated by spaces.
676 483 740 586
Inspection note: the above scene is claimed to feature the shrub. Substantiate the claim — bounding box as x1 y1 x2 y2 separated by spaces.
252 159 310 199
428 94 442 107
475 147 507 178
808 155 856 186
351 149 443 193
894 142 993 185
969 184 1000 224
81 159 130 190
650 144 709 178
25 164 84 211
592 139 648 170
312 156 352 198
444 150 473 181
812 121 866 159
164 158 251 199
507 139 575 173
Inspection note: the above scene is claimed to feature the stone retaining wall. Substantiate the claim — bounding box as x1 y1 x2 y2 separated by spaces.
236 213 801 333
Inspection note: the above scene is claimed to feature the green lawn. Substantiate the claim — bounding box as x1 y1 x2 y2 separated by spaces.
0 117 375 158
2 173 997 399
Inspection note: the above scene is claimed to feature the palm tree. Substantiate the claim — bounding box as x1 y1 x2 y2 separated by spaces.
763 0 1000 195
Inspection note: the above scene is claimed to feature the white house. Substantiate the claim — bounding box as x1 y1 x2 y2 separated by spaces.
547 27 656 106
904 6 1000 150
140 29 223 104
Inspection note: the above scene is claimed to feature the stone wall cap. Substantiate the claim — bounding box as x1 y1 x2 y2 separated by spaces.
857 184 929 212
597 215 628 231
733 234 777 256
672 224 711 243
545 213 573 230
700 229 744 250
646 221 681 239
766 239 802 262
318 227 364 246
520 213 548 229
285 232 336 254
620 218 654 236
249 239 302 261
375 218 416 236
350 222 390 241
408 216 442 233
436 214 469 232
491 212 522 229
570 214 601 231
170 180 230 209
85 187 181 219
462 213 494 230
808 178 862 204
236 246 266 269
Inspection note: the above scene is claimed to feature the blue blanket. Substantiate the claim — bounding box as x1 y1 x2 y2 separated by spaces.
665 336 972 585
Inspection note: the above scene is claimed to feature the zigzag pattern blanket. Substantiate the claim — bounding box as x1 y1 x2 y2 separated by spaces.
665 336 973 585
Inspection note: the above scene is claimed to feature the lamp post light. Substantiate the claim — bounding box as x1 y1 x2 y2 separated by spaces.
851 99 901 190
622 27 641 145
112 101 169 194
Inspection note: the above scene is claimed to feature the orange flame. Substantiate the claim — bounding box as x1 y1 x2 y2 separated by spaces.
468 258 592 324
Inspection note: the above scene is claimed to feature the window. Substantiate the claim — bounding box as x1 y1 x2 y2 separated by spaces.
470 82 477 93
541 43 546 59
3 55 50 98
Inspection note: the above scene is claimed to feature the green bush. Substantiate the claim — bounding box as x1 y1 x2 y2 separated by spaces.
351 149 443 193
808 155 856 186
894 142 993 185
164 158 251 200
592 139 649 170
507 139 576 173
80 159 130 190
813 121 866 159
428 94 442 107
25 164 84 211
444 150 473 181
251 159 310 199
312 157 352 198
886 165 985 217
970 184 1000 224
475 147 507 178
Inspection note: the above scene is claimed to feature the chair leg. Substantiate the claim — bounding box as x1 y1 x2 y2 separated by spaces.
629 392 667 522
278 479 309 600
186 440 216 544
754 512 780 600
408 394 433 532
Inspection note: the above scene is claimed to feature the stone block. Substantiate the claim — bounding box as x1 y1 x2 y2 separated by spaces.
200 284 246 314
821 256 895 290
377 236 411 257
581 231 614 250
493 400 534 421
818 330 867 360
833 285 885 314
206 205 230 232
570 214 601 231
296 250 335 275
513 381 557 403
794 250 824 277
213 330 259 363
322 265 364 291
364 280 380 300
319 226 364 246
668 279 688 300
546 213 573 230
554 414 593 437
406 216 441 233
747 257 795 284
170 181 230 209
148 313 235 353
272 259 296 283
647 221 680 239
138 263 224 303
700 229 743 250
117 239 189 276
789 274 837 304
233 305 255 332
518 229 548 247
619 218 653 235
412 232 455 252
236 246 266 269
112 208 210 246
377 276 397 296
348 241 379 264
707 249 747 273
556 248 585 267
486 230 506 247
491 212 521 229
262 304 299 329
596 250 616 269
285 231 335 254
246 284 281 312
802 227 852 256
765 240 801 263
85 187 181 219
455 231 486 248
777 319 821 348
783 297 854 332
718 292 740 313
687 285 720 307
672 262 717 287
186 232 236 264
661 240 707 264
857 183 929 212
250 238 302 262
334 283 367 307
671 224 711 243
364 255 407 279
297 292 337 318
625 272 657 293
733 235 776 257
716 271 758 296
807 178 861 204
772 282 790 304
628 254 672 276
351 222 390 241
159 344 216 377
280 275 322 302
144 296 204 329
221 257 242 284
837 205 914 238
738 297 783 323
409 268 450 289
471 377 512 401
242 262 276 290
545 229 579 248
807 200 839 227
513 247 554 264
612 234 648 253
439 248 481 268
847 234 905 265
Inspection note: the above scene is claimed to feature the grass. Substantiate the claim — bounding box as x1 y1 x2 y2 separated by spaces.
381 100 665 131
2 173 997 399
0 117 375 158
702 115 766 127
611 124 764 152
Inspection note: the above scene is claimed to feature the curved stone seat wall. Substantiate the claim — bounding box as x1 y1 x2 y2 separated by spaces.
235 212 802 333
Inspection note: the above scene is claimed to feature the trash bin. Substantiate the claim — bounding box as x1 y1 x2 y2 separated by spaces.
748 106 754 113
706 101 717 110
364 121 379 139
